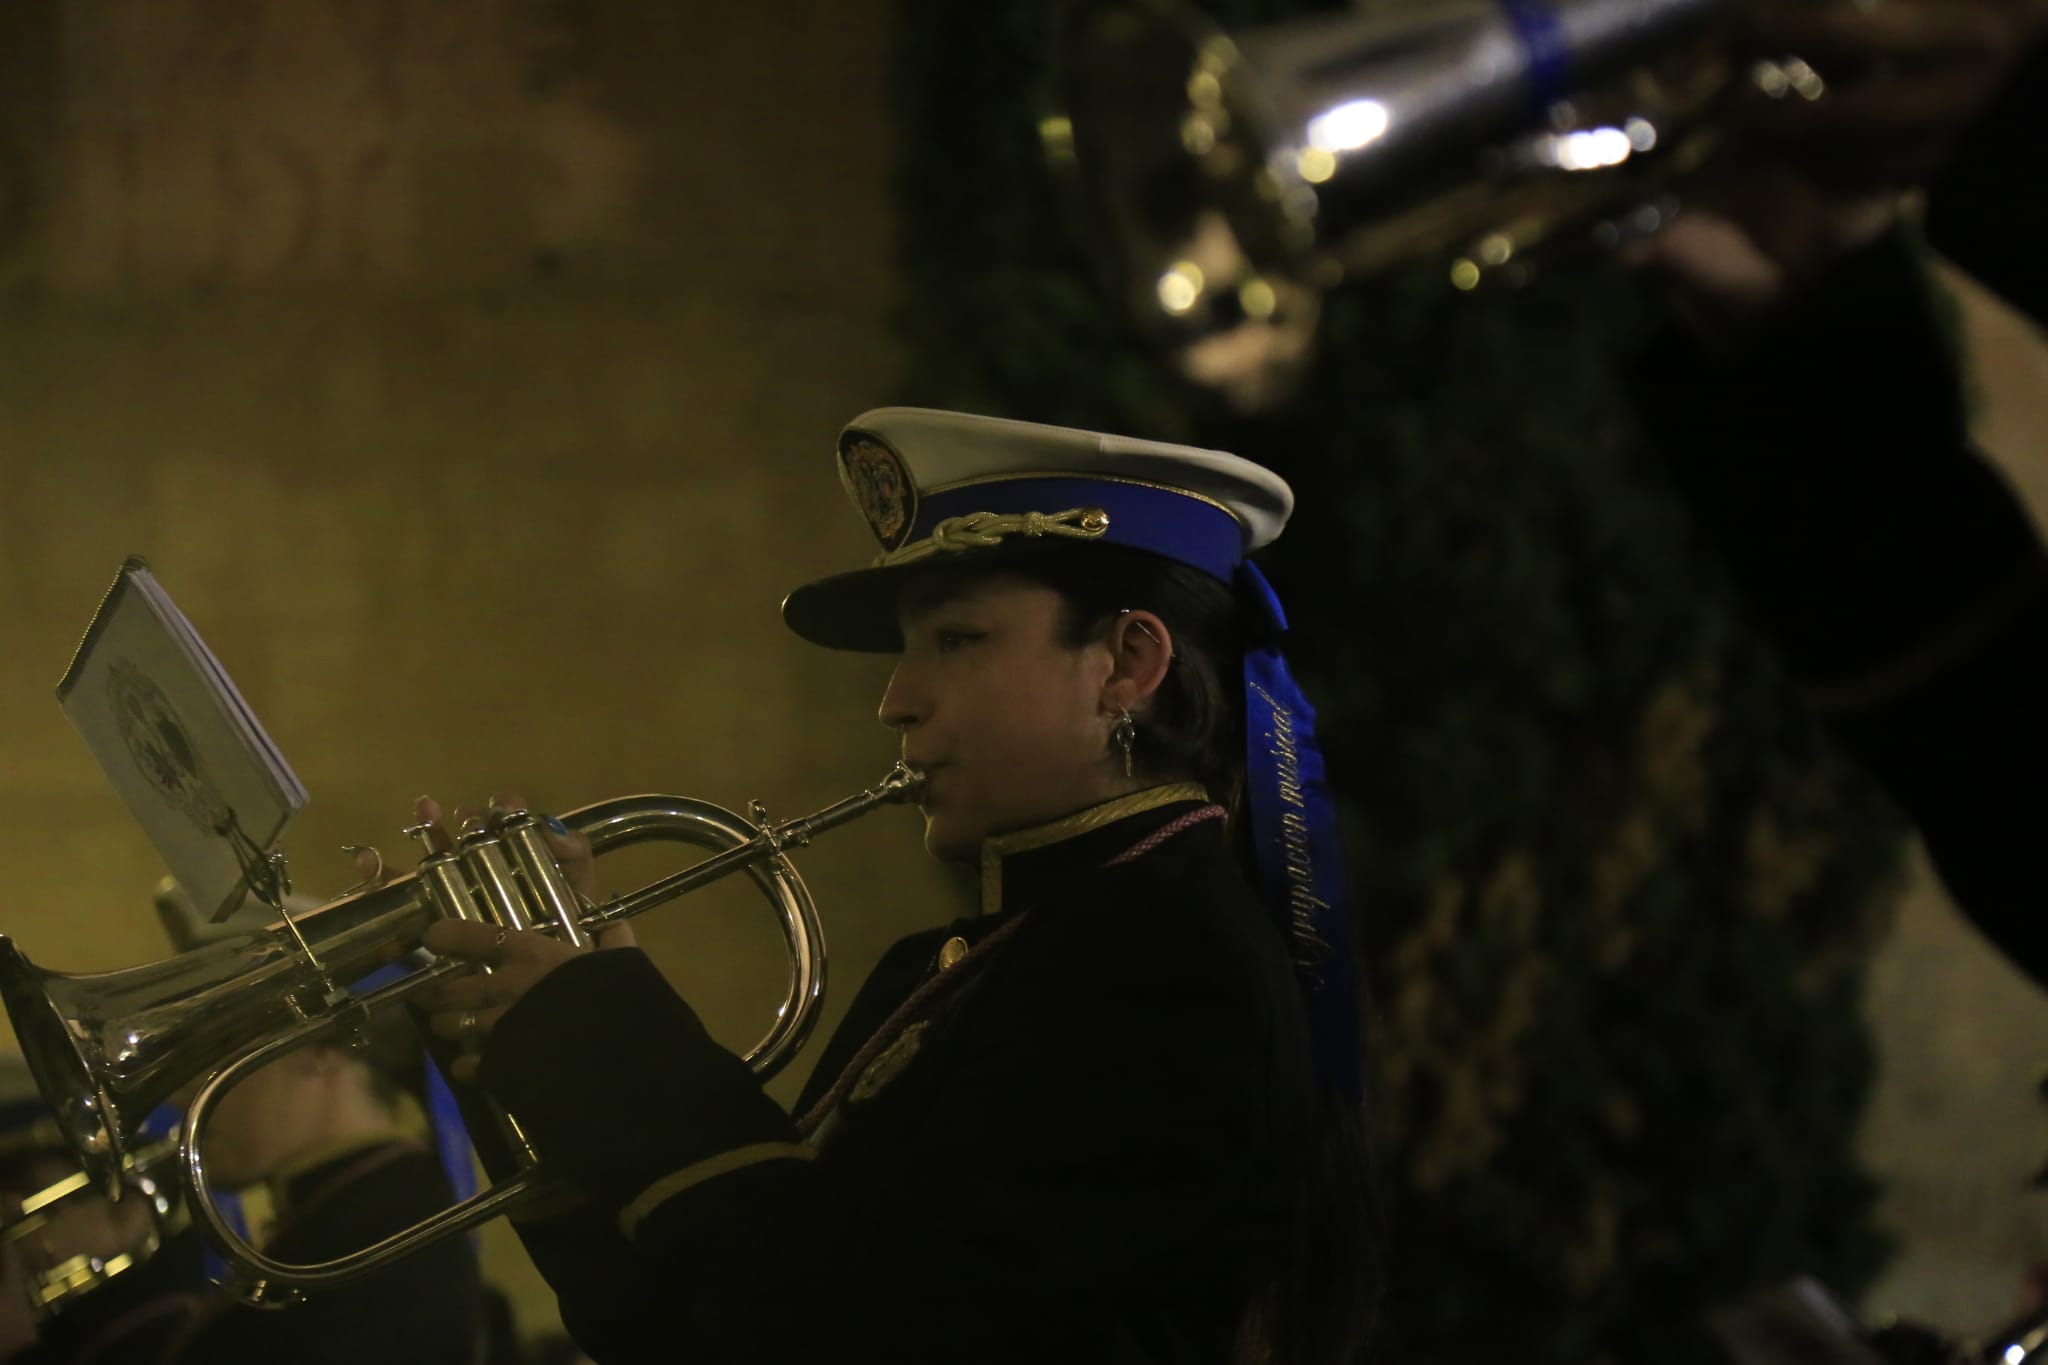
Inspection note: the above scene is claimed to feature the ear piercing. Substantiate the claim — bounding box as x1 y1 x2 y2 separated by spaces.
1117 609 1178 662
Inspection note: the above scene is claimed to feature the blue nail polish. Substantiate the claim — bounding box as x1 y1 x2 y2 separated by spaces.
546 815 569 835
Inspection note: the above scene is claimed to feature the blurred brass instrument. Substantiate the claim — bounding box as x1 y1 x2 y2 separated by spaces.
0 764 924 1302
0 1120 182 1318
1052 0 1818 410
1979 1308 2048 1365
1714 1275 2048 1365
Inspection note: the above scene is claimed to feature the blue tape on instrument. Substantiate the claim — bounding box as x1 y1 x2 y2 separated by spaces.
201 1188 250 1287
348 960 479 1208
1497 0 1573 113
139 1104 180 1141
422 1058 478 1205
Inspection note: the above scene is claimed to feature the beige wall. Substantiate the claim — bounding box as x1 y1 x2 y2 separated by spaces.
0 0 958 1341
1854 268 2048 1336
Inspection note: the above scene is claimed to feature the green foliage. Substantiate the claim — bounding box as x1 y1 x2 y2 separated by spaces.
887 4 1906 1361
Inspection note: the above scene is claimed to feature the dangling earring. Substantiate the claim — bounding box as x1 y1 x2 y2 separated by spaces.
1110 706 1137 779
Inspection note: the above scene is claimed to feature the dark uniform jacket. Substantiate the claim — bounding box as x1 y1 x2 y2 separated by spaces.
24 1139 483 1365
480 787 1322 1364
1630 35 2048 986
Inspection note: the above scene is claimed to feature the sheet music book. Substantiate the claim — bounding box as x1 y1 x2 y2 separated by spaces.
56 557 309 921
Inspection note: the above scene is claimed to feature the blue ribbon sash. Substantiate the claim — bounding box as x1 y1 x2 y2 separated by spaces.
1238 563 1365 1107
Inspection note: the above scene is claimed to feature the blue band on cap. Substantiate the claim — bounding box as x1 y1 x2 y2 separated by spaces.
911 478 1245 582
1498 0 1572 112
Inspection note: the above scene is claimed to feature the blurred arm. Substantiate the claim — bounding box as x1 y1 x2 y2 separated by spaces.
1631 229 2048 986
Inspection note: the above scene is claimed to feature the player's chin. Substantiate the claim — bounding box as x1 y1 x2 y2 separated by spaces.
920 808 983 864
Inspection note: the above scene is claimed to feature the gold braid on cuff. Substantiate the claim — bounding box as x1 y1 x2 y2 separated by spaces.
618 1142 820 1239
875 507 1110 567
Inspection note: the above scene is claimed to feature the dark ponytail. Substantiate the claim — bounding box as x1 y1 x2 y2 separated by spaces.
996 544 1384 1362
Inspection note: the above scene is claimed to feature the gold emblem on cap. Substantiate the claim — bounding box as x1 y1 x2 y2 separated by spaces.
937 936 969 971
840 433 918 552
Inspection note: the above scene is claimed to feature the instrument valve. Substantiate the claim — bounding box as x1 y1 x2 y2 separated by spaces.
232 1278 304 1312
752 800 806 852
749 794 786 847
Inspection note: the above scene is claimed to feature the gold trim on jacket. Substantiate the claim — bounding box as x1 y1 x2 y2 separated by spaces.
978 783 1209 917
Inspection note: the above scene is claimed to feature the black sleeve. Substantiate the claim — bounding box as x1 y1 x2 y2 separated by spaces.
422 1032 661 1364
1632 228 2048 987
473 928 947 1364
1633 230 2041 683
1925 34 2048 327
480 910 1281 1363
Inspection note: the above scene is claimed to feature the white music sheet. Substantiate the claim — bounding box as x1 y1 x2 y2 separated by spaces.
56 557 308 920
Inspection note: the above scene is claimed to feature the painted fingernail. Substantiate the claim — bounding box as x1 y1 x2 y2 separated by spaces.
546 816 568 835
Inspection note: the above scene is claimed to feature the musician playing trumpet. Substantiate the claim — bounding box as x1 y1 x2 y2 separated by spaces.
414 411 1378 1364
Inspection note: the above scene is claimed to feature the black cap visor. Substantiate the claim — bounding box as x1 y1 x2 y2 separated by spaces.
780 562 924 652
781 541 1123 652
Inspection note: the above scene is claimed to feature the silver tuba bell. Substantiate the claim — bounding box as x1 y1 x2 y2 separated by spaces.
1050 0 1811 410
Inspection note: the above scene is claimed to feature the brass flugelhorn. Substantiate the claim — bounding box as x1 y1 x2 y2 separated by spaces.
1050 0 1813 410
0 763 925 1301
